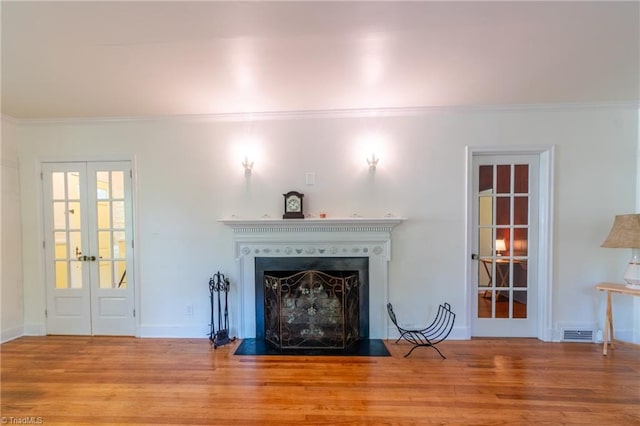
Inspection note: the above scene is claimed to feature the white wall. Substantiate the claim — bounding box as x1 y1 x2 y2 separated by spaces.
1 116 24 342
16 105 638 340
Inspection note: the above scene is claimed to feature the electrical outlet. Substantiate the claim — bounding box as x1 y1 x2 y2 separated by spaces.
186 304 194 316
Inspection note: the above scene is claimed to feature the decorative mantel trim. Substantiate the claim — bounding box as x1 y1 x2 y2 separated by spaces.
219 217 405 339
218 217 405 234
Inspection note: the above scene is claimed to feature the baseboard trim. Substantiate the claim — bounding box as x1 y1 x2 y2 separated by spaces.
138 325 211 338
23 323 46 336
1 325 24 343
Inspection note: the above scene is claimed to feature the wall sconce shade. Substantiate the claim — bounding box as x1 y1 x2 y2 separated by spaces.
601 214 640 288
366 153 379 171
242 156 254 175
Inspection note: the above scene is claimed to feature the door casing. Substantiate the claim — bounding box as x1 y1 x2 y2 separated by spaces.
39 158 139 336
465 146 555 341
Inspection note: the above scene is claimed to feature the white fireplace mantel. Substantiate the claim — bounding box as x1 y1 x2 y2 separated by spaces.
219 217 405 339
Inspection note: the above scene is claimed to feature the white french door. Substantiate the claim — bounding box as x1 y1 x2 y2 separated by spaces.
43 161 135 336
471 154 539 337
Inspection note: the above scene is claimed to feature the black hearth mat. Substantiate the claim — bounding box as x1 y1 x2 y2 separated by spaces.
234 338 391 356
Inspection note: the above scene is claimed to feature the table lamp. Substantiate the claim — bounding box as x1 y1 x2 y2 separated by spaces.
601 214 640 289
495 239 506 256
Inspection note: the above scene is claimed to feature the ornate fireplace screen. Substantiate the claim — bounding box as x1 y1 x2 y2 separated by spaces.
264 270 360 349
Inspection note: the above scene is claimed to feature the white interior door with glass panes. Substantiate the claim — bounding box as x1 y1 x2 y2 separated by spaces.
471 154 539 337
43 162 135 336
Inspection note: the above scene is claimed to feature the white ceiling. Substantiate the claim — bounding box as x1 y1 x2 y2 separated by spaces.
2 1 639 120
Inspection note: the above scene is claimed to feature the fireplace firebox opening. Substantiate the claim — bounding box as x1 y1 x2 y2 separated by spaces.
255 257 369 348
264 270 359 349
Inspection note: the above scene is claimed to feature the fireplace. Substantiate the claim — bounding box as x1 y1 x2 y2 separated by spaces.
219 217 404 339
264 270 359 349
256 257 369 349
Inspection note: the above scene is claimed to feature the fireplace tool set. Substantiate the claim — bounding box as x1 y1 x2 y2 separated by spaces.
208 271 235 348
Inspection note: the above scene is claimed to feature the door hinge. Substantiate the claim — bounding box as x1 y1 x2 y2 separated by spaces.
40 172 43 180
45 309 48 318
131 240 134 249
130 169 133 178
133 309 136 317
43 240 46 249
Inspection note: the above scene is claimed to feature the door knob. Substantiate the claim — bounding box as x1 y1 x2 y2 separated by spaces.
76 255 96 261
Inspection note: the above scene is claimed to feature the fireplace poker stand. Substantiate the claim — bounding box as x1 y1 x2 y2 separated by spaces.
208 271 236 349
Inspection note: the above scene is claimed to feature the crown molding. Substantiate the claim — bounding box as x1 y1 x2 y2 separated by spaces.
5 101 639 126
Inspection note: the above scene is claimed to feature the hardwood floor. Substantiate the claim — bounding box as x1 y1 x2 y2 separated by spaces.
2 336 639 425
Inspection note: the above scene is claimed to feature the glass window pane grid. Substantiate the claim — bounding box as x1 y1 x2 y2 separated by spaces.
95 171 127 290
97 171 110 199
112 172 125 199
55 261 68 289
476 163 531 320
51 171 84 290
70 261 83 288
99 261 113 289
67 172 81 200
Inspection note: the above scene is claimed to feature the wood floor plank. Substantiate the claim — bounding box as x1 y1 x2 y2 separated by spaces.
1 336 639 425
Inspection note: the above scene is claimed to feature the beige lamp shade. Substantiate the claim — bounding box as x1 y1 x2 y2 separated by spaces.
601 214 640 288
495 239 507 252
601 214 640 248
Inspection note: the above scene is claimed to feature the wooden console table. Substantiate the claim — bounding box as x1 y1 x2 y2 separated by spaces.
595 282 640 355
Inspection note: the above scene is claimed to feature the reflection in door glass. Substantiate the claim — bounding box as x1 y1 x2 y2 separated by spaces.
99 261 113 289
55 262 68 289
98 231 112 260
70 261 83 288
112 172 125 199
52 173 65 199
514 197 528 225
53 202 66 229
97 201 111 228
479 196 492 226
495 291 510 319
496 197 510 226
113 231 126 258
514 292 527 318
67 172 81 199
68 202 81 229
112 202 125 228
479 166 493 193
513 228 528 256
496 165 510 193
115 261 127 288
69 232 81 259
54 232 67 259
514 165 529 193
97 171 110 199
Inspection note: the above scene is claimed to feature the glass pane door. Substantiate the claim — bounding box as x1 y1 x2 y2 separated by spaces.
44 161 135 336
472 154 538 337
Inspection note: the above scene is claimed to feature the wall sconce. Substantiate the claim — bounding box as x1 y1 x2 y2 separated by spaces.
366 153 379 171
242 156 254 175
495 239 506 256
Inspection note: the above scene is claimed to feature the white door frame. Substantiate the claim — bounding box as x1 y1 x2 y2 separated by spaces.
37 156 140 337
465 146 555 341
